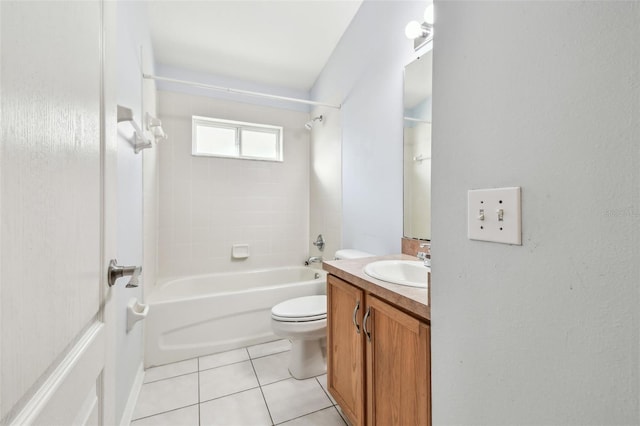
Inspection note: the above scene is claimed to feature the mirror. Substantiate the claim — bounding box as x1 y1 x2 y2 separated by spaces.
403 50 433 240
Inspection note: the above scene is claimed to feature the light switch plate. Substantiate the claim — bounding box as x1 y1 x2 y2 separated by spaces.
468 187 521 245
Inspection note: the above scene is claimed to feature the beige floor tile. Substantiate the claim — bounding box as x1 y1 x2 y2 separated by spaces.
144 359 198 383
200 388 272 426
279 406 347 425
199 348 249 371
262 377 332 424
247 339 291 359
199 360 259 402
130 404 199 426
132 373 199 420
252 351 292 385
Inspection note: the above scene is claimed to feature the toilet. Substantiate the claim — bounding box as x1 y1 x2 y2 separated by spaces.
271 249 374 379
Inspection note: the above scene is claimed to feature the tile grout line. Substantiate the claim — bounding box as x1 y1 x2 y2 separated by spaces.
248 347 276 426
145 353 268 385
198 357 251 374
249 348 291 361
315 376 337 407
273 405 340 426
131 372 201 422
197 357 201 426
198 384 262 405
143 369 200 385
332 405 349 426
145 339 287 372
133 341 314 425
130 403 200 423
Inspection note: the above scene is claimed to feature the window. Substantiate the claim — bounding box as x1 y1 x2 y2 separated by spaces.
192 116 283 162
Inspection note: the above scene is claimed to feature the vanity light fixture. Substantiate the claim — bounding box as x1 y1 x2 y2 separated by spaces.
405 2 434 50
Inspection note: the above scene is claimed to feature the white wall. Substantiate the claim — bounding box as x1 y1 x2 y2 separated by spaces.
115 1 157 422
308 106 343 261
311 0 426 255
156 90 310 278
431 1 640 424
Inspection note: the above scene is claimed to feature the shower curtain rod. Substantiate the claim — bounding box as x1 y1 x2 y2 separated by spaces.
404 116 431 124
142 73 341 110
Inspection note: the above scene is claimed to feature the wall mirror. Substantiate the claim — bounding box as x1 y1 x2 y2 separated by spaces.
403 50 433 240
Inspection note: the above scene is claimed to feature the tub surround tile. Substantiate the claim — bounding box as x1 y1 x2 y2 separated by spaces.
199 388 272 426
199 348 250 371
143 359 198 384
252 351 292 385
248 339 292 359
130 404 199 426
199 360 259 402
279 407 347 426
157 90 310 279
132 373 199 420
261 377 333 424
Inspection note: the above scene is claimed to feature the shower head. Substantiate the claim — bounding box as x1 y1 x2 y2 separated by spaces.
304 115 323 130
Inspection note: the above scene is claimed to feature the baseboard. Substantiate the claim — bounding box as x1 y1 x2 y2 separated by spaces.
119 362 145 426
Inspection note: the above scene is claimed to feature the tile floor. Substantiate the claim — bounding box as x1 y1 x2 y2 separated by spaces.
131 339 348 426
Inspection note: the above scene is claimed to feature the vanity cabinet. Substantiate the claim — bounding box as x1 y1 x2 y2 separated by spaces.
327 274 431 426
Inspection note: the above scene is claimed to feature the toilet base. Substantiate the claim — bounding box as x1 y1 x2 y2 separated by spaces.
288 338 326 379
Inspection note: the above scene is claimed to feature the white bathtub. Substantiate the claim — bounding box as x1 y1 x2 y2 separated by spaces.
144 266 327 367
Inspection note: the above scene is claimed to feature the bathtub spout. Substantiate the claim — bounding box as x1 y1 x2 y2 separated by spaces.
305 256 323 266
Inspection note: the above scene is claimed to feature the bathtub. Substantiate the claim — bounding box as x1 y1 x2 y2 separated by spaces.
144 266 327 367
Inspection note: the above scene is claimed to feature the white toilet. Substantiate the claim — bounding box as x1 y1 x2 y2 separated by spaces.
270 249 373 379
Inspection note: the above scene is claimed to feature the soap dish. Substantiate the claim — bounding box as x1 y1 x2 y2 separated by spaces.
232 244 250 259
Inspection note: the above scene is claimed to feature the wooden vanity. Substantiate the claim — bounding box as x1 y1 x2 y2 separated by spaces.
322 254 431 426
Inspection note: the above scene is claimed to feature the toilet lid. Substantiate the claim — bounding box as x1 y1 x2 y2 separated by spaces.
271 295 327 322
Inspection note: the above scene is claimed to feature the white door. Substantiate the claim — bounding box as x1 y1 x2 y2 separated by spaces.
1 1 117 424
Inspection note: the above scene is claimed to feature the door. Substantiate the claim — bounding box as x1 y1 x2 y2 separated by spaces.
365 295 431 426
1 1 117 424
327 275 365 426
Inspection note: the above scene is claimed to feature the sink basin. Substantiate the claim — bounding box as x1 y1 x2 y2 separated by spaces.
363 260 429 288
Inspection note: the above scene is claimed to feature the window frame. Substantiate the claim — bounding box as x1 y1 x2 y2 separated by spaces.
192 115 284 162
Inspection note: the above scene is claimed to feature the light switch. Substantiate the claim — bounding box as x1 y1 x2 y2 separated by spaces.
468 187 521 245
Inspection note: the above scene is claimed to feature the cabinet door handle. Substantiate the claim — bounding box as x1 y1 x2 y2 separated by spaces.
352 300 361 334
363 307 371 342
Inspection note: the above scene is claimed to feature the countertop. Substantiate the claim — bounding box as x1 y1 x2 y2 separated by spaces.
322 254 430 322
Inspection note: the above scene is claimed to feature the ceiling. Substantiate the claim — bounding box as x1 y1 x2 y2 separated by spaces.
147 1 363 92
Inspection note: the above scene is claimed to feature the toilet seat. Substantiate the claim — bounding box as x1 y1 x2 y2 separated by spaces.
271 295 326 323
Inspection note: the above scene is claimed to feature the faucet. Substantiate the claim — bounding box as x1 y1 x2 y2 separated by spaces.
305 256 323 266
312 234 325 252
417 242 431 267
107 259 142 287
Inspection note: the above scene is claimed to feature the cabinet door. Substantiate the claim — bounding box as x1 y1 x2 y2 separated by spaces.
327 275 366 426
365 295 431 426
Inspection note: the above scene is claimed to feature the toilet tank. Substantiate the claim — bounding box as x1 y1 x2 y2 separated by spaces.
334 249 374 260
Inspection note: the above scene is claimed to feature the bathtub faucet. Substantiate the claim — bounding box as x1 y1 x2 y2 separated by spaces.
304 256 323 266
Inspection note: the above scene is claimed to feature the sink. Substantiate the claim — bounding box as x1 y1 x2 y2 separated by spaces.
363 260 429 288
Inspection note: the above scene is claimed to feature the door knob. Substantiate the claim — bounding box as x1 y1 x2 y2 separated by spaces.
108 259 142 288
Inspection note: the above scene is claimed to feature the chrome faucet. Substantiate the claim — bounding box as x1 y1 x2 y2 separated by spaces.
304 256 323 266
417 242 431 267
107 259 142 287
312 234 325 252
